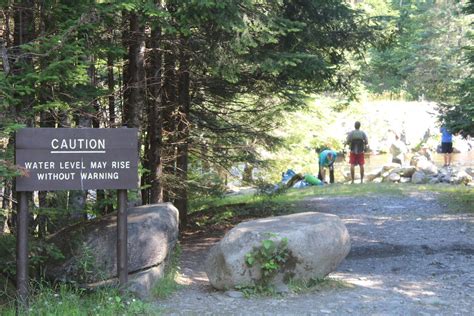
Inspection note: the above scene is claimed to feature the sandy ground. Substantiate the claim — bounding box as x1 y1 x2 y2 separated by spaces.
158 191 474 315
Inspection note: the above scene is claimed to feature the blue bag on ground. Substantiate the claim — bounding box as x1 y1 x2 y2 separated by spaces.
293 180 309 188
281 169 296 184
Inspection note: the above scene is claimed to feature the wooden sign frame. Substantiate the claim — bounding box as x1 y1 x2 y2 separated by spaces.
15 128 138 308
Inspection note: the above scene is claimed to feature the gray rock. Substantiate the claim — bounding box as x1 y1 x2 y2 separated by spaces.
205 212 350 290
410 154 428 166
366 169 382 182
466 167 474 178
382 163 401 172
372 177 383 183
389 140 408 165
411 171 427 184
127 265 166 298
46 203 179 293
225 290 245 298
387 173 401 182
400 177 412 183
274 282 291 294
450 170 472 184
416 159 438 175
399 166 417 177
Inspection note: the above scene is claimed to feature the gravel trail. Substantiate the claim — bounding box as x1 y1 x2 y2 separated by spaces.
158 191 474 315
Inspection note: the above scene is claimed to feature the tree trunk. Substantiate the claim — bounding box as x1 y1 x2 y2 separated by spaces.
13 0 35 125
161 45 178 203
124 12 145 131
11 0 35 234
243 163 254 184
146 8 164 204
122 11 146 205
174 41 190 227
108 53 116 126
1 181 11 234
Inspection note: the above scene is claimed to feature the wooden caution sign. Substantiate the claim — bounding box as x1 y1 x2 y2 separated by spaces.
15 128 138 308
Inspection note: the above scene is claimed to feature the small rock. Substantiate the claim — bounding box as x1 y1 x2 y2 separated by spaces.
183 268 194 275
275 283 290 294
422 297 447 306
225 290 244 298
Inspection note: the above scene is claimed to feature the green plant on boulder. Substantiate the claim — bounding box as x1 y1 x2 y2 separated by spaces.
73 242 105 284
244 233 290 290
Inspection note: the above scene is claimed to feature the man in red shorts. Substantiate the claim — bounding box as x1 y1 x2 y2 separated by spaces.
346 121 368 184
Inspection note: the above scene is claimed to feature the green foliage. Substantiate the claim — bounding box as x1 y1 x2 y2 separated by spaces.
256 97 342 183
254 179 288 198
189 197 292 229
361 0 471 102
188 170 227 200
0 124 25 180
72 243 104 284
0 235 64 281
437 1 474 137
0 235 16 278
152 243 183 299
244 234 290 288
234 283 278 298
1 284 157 316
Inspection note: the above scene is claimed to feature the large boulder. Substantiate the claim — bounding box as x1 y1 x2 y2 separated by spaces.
205 212 350 290
45 203 179 297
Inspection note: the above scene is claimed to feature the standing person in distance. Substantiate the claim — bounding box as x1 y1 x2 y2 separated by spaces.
318 149 337 184
346 121 368 184
440 126 453 167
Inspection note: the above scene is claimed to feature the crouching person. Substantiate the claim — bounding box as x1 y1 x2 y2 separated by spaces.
318 149 337 184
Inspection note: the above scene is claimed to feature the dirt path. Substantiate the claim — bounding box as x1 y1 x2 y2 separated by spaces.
158 191 474 315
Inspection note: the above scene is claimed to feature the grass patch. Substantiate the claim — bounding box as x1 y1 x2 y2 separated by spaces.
288 277 354 294
189 194 266 214
271 183 407 202
1 283 157 316
234 284 279 298
188 183 408 228
151 243 183 299
191 183 407 212
188 182 473 230
413 184 474 213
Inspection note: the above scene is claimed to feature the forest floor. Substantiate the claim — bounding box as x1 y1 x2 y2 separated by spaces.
158 190 474 315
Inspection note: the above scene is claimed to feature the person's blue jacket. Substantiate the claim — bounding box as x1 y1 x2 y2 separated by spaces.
440 127 452 143
319 149 337 167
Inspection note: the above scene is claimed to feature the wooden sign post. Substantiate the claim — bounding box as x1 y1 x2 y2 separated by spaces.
15 128 139 307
